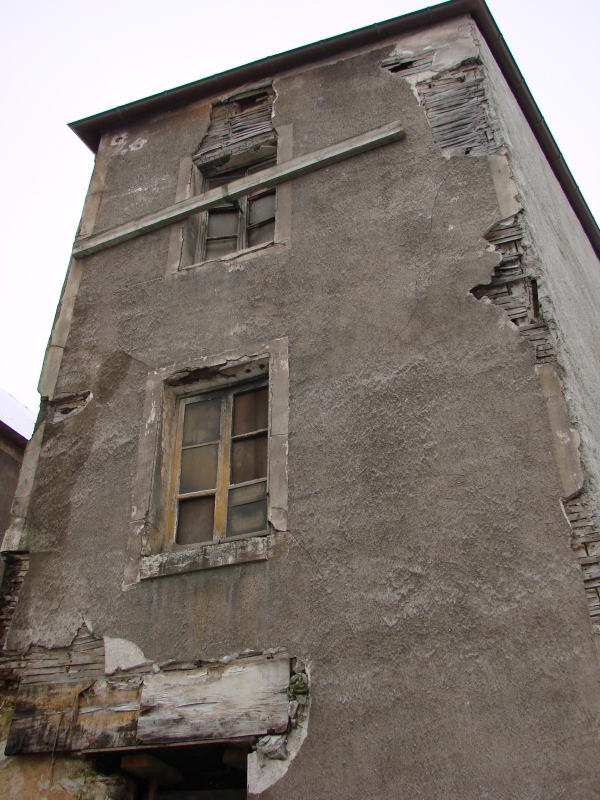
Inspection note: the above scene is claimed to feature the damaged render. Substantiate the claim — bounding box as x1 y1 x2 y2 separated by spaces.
0 624 309 794
2 5 600 799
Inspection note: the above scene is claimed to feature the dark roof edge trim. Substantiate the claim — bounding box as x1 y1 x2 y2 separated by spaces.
0 419 28 450
68 0 600 260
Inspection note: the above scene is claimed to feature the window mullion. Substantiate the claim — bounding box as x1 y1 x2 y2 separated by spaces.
169 399 188 548
239 196 248 251
213 394 233 541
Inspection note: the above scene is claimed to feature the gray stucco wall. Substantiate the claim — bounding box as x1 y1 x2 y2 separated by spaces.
6 22 600 799
479 30 600 509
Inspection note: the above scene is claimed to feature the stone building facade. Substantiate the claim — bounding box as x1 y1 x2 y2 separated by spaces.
2 1 600 797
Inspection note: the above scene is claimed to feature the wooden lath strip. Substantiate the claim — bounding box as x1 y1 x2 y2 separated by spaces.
72 121 406 259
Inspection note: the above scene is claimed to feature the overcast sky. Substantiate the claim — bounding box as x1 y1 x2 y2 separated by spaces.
1 0 598 413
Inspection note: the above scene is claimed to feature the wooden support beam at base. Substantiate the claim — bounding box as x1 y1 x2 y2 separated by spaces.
5 651 292 755
72 121 406 259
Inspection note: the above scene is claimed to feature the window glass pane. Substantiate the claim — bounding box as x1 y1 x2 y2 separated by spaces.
248 192 275 226
248 221 275 248
180 444 218 494
227 499 267 537
231 433 267 484
182 398 221 446
177 496 215 545
207 209 239 238
233 387 268 436
228 480 267 507
205 238 237 259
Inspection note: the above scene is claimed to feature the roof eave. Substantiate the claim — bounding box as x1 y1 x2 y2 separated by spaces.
67 0 600 261
67 0 473 151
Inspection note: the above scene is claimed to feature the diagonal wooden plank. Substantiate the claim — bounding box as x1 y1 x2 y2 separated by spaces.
72 121 405 259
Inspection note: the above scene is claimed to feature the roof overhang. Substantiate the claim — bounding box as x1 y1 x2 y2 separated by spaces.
68 0 600 260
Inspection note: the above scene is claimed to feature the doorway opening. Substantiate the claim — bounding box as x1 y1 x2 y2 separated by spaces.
94 741 249 799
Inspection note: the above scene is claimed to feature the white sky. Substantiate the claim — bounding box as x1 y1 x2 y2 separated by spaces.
1 0 598 413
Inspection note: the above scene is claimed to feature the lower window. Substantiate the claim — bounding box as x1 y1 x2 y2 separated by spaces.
174 380 269 545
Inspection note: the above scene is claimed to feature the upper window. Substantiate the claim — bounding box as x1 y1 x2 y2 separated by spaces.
198 158 276 261
174 380 269 546
188 87 278 264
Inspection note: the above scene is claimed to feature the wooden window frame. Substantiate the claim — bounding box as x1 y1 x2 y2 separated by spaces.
125 339 288 584
170 377 269 548
195 159 277 264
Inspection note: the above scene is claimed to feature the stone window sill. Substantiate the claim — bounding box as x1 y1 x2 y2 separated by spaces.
139 532 276 580
180 241 286 272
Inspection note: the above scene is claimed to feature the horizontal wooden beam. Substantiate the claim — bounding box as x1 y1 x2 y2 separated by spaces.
5 651 292 754
72 121 406 259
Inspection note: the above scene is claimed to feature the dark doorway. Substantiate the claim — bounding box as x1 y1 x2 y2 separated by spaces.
94 741 248 799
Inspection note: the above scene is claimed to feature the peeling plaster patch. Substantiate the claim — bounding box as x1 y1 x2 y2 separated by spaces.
537 364 584 498
381 50 434 76
268 505 288 531
488 148 521 218
431 34 480 73
248 715 308 793
49 391 93 423
104 637 151 675
247 675 310 795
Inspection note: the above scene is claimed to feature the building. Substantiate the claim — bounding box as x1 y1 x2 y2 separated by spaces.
0 388 34 652
0 388 35 539
1 0 600 797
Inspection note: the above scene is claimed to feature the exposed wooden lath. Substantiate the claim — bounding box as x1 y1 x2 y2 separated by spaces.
471 215 555 363
0 553 29 650
0 625 107 694
20 625 106 686
417 63 495 156
563 494 600 632
194 90 276 168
